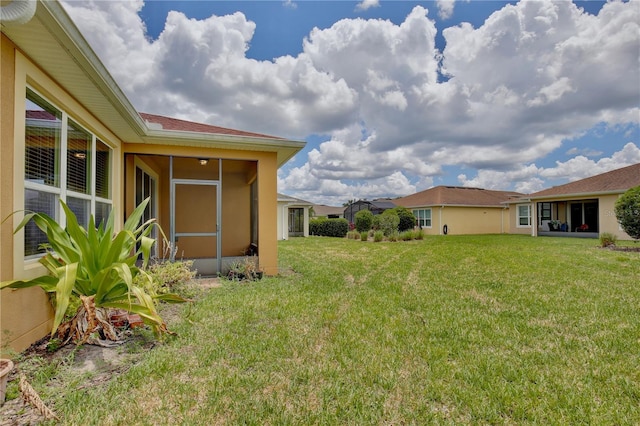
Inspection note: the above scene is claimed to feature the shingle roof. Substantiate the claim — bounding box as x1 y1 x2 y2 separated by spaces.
394 186 523 208
529 163 640 198
277 193 313 205
140 112 283 140
312 205 344 217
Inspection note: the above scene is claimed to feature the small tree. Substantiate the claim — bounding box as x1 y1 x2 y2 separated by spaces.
615 185 640 240
379 210 400 237
355 209 374 233
393 206 416 232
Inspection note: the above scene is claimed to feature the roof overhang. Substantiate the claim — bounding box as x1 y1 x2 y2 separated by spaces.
2 0 305 167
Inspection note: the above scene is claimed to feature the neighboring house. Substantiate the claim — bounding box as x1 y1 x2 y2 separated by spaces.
505 163 640 239
311 204 345 219
393 186 523 235
344 199 396 224
1 1 304 352
277 193 313 240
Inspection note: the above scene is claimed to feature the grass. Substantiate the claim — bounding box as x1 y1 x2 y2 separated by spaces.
19 235 640 424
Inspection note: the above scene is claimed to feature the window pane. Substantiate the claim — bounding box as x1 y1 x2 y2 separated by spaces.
25 89 61 187
66 197 90 228
95 201 111 229
24 189 57 256
67 119 91 194
95 139 111 199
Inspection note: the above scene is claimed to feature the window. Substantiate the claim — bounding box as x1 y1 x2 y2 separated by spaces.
413 209 431 228
539 202 551 222
24 88 113 256
517 204 531 227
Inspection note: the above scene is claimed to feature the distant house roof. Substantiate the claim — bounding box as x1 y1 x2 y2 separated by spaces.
527 163 640 199
277 193 313 206
312 204 344 217
140 113 282 140
394 186 523 208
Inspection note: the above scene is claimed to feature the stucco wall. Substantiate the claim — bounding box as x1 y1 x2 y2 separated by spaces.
507 204 533 235
419 206 509 236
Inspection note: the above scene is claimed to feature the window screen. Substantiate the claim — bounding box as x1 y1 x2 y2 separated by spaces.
67 119 91 194
25 90 61 187
24 189 57 256
95 139 111 199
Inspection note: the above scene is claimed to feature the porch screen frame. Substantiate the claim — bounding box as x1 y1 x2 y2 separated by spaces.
169 156 222 273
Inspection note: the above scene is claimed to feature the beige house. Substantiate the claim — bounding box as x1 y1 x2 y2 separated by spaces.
1 0 304 352
277 193 313 240
393 186 523 235
505 163 640 239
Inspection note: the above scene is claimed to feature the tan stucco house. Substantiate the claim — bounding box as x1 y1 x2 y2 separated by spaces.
393 186 523 235
505 163 640 239
1 0 304 352
277 193 312 239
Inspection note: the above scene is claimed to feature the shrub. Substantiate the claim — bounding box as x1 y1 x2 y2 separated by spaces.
388 231 399 242
346 230 359 240
393 206 416 232
310 218 349 238
401 230 414 241
599 232 618 247
0 198 186 345
355 209 374 233
373 231 384 242
360 231 368 241
144 259 196 292
414 228 425 240
372 215 381 230
379 210 400 236
615 186 640 240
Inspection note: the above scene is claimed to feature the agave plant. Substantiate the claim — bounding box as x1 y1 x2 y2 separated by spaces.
1 198 186 346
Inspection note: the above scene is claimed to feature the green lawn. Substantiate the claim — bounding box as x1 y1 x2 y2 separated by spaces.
27 235 640 424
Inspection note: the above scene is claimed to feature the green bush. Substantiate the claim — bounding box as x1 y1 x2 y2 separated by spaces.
373 230 384 242
144 260 196 292
355 209 374 233
615 186 640 240
372 215 381 230
414 228 425 240
599 232 618 247
310 218 349 238
401 230 414 241
379 210 400 236
360 231 369 241
393 206 416 232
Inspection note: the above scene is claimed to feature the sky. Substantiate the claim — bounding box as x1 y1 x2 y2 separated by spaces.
60 0 640 206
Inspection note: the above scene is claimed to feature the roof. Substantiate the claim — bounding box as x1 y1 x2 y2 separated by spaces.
527 163 640 198
348 199 397 210
277 193 313 206
312 205 345 217
4 0 304 167
140 113 282 140
394 186 523 208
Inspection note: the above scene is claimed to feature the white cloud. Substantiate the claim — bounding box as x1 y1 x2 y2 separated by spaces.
282 0 297 10
457 142 640 194
436 0 456 20
60 0 639 205
355 0 380 12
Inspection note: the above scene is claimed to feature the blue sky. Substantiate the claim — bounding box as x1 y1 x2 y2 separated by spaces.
62 0 639 205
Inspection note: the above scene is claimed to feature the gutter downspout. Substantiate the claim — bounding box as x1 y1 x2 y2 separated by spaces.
0 0 36 26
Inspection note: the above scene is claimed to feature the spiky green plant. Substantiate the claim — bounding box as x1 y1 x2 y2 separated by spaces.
1 198 186 344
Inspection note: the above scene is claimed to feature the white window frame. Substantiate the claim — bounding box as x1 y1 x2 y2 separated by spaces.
517 203 531 228
413 208 432 228
24 86 114 259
